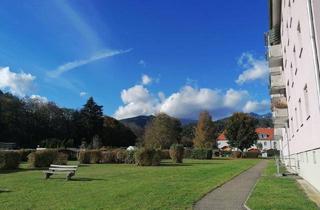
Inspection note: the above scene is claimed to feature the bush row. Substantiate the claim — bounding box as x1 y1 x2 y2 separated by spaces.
28 149 68 168
0 151 20 170
191 149 213 159
78 149 135 164
169 144 184 163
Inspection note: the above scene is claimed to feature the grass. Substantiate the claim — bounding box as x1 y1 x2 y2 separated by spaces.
0 159 258 210
247 160 318 210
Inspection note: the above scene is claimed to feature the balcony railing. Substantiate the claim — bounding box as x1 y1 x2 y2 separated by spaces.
272 107 288 128
270 66 282 76
274 128 283 140
270 73 286 94
268 44 283 68
271 95 287 109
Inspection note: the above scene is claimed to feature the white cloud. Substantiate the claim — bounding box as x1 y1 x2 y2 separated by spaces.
236 53 268 85
30 95 48 103
114 85 159 119
138 60 146 67
80 91 87 97
243 100 270 113
47 48 132 78
223 89 249 108
0 67 35 96
141 74 152 85
113 84 266 120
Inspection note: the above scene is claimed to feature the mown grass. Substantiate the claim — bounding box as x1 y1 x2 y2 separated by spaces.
0 159 259 210
247 160 318 210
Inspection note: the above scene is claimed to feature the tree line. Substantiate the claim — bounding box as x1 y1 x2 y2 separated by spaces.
0 91 136 148
0 90 258 151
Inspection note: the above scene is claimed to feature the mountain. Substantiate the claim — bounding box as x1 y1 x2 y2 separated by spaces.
120 112 273 135
120 115 154 128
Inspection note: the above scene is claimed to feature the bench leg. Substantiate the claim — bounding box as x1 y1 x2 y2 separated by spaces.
66 172 75 181
45 173 53 179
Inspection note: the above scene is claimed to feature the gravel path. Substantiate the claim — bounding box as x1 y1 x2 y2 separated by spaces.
194 160 268 210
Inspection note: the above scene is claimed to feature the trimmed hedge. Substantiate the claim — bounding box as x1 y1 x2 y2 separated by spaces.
160 149 170 159
100 150 115 163
135 148 161 166
79 149 133 164
231 151 242 158
28 149 68 168
191 149 212 159
17 149 36 161
244 151 260 158
125 150 136 164
0 151 20 170
183 148 193 159
78 150 101 164
169 144 184 163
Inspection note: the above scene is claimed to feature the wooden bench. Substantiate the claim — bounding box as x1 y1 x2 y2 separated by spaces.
43 164 78 180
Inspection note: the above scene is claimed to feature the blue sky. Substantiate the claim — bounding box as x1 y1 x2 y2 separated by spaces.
0 0 270 119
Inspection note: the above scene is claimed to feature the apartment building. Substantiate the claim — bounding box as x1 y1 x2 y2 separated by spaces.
267 0 320 191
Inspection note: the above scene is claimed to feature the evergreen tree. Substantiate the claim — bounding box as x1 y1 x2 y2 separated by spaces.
79 97 104 142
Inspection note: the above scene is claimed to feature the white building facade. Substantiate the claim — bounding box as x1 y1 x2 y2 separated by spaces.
267 0 320 191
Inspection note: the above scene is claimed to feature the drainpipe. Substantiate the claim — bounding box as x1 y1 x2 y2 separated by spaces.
285 125 292 169
307 0 320 111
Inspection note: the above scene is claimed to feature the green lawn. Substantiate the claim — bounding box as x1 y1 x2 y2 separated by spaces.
247 160 318 210
0 159 258 210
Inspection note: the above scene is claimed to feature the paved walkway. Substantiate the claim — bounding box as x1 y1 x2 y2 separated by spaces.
194 160 268 210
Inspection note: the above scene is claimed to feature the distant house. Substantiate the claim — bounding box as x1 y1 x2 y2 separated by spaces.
216 128 279 151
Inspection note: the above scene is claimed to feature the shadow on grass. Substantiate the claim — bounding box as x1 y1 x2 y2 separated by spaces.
0 167 42 174
0 189 11 193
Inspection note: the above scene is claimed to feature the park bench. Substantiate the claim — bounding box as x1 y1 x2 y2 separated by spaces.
43 164 78 180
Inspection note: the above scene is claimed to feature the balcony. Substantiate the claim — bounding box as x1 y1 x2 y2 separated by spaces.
271 95 287 109
268 44 283 68
270 66 282 76
270 73 286 94
274 128 283 140
273 107 288 128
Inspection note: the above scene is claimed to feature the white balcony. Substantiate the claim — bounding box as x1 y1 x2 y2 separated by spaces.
270 73 286 94
268 44 283 67
272 107 288 128
270 66 282 76
274 128 283 140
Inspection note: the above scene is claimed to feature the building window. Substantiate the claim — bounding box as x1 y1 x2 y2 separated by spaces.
290 17 293 28
295 107 299 131
298 98 303 126
297 21 301 33
264 142 267 146
299 48 303 58
304 84 310 119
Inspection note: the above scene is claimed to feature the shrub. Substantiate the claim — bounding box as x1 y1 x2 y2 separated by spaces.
169 144 184 163
125 150 136 164
58 149 77 161
17 149 35 161
183 148 193 158
267 149 280 157
191 149 212 159
100 150 116 163
135 148 161 166
53 152 68 165
244 151 260 158
231 151 242 158
78 150 101 164
0 151 20 170
221 151 232 157
115 149 127 163
160 149 170 159
28 149 59 168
